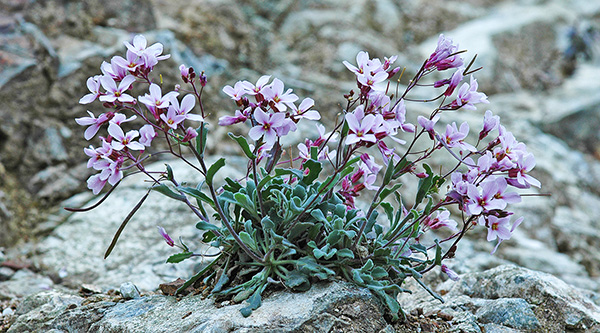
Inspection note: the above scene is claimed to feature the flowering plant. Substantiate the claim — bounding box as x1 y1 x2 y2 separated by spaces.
69 34 541 320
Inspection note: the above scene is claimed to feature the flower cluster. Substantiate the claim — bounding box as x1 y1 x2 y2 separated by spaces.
75 35 204 194
72 33 542 320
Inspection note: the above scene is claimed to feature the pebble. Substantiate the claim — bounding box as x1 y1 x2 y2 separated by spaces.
120 282 141 299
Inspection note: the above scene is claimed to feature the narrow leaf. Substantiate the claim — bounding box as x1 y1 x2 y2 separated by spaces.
166 252 193 263
228 132 256 159
206 158 226 186
104 190 150 259
151 184 186 201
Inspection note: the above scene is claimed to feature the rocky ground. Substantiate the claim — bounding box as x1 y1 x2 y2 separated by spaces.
1 0 600 331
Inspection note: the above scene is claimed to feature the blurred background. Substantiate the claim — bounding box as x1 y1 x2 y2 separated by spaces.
1 0 600 301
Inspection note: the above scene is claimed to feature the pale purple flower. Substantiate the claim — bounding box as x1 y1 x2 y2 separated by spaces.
274 118 297 137
79 76 102 104
160 107 186 130
110 113 137 126
83 139 112 169
241 75 271 96
357 70 388 88
360 153 382 174
219 108 248 126
124 35 169 66
248 108 286 146
139 83 179 111
426 34 464 71
466 181 506 215
99 75 136 103
179 64 191 79
112 50 145 73
101 156 124 186
343 51 371 75
139 124 156 147
441 122 476 152
290 98 320 120
101 60 128 81
222 81 247 101
75 111 111 140
451 76 489 110
392 100 415 133
484 216 523 254
435 67 464 97
480 110 500 140
423 210 458 231
157 226 175 247
182 127 198 142
441 264 460 281
108 123 144 151
170 95 203 122
417 114 440 135
508 153 541 188
87 173 108 195
262 78 298 111
345 108 378 145
495 126 528 162
489 176 522 205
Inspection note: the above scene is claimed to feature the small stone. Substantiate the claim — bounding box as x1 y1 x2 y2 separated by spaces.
119 282 141 299
1 307 14 316
0 267 15 281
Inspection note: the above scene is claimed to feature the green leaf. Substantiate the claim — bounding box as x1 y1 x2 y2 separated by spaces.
434 239 442 266
383 158 395 185
239 231 257 250
165 164 175 182
202 230 216 243
166 252 193 263
151 184 186 201
175 253 223 295
195 221 220 231
206 158 226 186
178 186 214 205
302 159 322 184
336 248 355 259
371 266 389 279
240 286 264 317
378 183 403 204
196 123 209 157
284 270 311 291
260 216 276 232
228 132 256 159
212 271 230 293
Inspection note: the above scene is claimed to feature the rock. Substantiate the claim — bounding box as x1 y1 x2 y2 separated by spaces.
401 265 600 332
0 269 54 301
9 281 392 332
0 267 15 282
119 282 140 300
29 157 246 292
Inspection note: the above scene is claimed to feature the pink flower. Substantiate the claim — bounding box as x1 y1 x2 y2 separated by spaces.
110 113 137 126
357 71 388 88
157 226 175 247
101 60 128 81
87 173 108 195
241 75 271 96
441 264 460 281
423 210 458 231
466 181 506 215
345 107 377 145
479 110 500 140
343 51 371 75
262 78 298 111
108 123 144 151
290 98 320 120
112 50 145 73
484 216 523 254
182 127 198 142
426 34 464 71
79 76 102 104
99 75 136 103
124 35 169 68
451 76 489 110
442 122 476 152
248 108 286 146
507 153 541 189
83 139 112 169
76 111 111 140
222 81 246 101
160 107 186 130
219 108 249 126
139 124 156 147
139 83 179 111
170 95 203 122
417 114 440 137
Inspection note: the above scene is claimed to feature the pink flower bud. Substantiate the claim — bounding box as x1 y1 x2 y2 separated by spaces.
157 226 175 247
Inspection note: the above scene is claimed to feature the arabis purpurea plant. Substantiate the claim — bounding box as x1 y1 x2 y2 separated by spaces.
70 34 541 320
